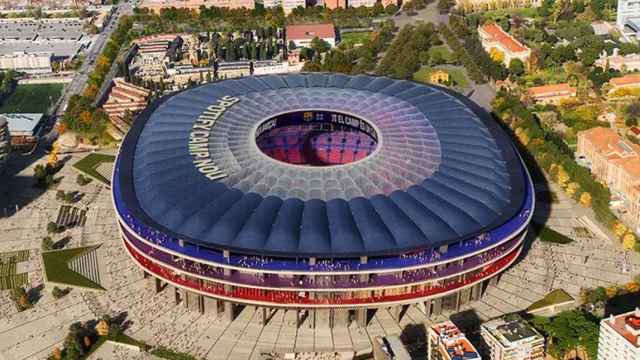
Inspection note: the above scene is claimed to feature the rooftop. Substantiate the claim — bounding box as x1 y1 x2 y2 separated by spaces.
286 23 335 41
479 23 529 54
1 113 45 134
610 73 640 87
527 83 576 97
483 314 542 345
430 321 481 360
604 308 640 347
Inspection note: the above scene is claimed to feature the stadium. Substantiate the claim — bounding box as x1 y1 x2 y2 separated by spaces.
112 73 534 328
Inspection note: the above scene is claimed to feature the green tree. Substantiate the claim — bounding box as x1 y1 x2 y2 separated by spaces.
310 37 331 54
42 237 54 251
508 58 525 76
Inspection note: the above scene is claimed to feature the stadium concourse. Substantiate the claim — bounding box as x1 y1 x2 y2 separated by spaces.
112 73 535 328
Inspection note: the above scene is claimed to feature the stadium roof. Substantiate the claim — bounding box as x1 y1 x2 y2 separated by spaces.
116 74 527 258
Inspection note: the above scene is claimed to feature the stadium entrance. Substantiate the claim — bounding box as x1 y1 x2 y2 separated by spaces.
255 110 378 167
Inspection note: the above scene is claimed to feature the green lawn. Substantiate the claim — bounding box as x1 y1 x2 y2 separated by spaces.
427 46 455 64
340 31 372 46
482 7 539 19
527 289 574 312
42 246 104 290
72 153 116 186
0 84 64 114
533 223 574 244
413 67 470 88
0 250 29 290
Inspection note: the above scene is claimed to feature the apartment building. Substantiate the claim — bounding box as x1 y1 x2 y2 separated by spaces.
526 83 577 105
480 315 545 360
478 23 531 67
597 308 640 360
428 321 481 360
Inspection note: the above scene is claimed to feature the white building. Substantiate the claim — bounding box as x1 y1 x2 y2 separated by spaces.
348 0 377 6
481 315 545 360
428 321 481 360
0 51 52 73
286 24 336 49
597 308 640 360
617 0 640 29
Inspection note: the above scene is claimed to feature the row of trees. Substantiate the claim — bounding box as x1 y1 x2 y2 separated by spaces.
530 310 599 359
493 93 639 250
438 24 486 84
0 70 16 103
375 22 442 79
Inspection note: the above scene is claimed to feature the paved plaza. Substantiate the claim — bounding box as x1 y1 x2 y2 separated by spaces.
0 152 639 360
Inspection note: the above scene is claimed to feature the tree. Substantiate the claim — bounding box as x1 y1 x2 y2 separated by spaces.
310 37 331 54
508 58 525 76
532 310 600 359
623 233 636 251
384 4 398 15
288 40 296 51
47 221 60 234
52 286 65 299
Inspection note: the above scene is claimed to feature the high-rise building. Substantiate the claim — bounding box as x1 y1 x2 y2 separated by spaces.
0 117 9 174
428 321 481 360
597 308 640 360
480 315 544 360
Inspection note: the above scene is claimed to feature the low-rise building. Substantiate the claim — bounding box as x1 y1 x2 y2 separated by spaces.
526 83 577 105
597 308 640 359
609 73 640 93
286 23 336 48
427 321 481 360
456 0 540 12
140 0 255 13
577 127 640 232
480 314 545 360
429 70 450 85
102 78 150 140
0 51 52 73
595 50 640 72
478 23 531 67
0 113 45 148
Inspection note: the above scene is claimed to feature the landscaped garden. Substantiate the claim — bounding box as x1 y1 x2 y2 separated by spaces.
72 153 116 186
0 250 30 290
339 31 372 46
42 246 104 290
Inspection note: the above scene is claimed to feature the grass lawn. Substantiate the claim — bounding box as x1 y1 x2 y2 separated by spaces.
73 153 116 186
427 46 455 63
340 31 372 46
483 7 539 19
413 67 470 88
533 223 573 244
0 250 30 290
527 289 574 312
0 84 64 114
42 246 104 290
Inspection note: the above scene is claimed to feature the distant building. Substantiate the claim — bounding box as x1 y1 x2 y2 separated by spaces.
286 23 336 48
478 23 531 67
139 0 255 13
577 127 640 232
480 314 545 360
348 0 377 6
0 113 45 148
595 49 640 72
0 51 52 73
609 73 640 93
597 308 640 359
427 321 481 360
526 83 577 105
429 70 450 85
102 78 150 140
455 0 540 12
0 116 9 174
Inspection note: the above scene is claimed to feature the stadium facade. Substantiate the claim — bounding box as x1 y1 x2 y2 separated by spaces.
112 74 534 327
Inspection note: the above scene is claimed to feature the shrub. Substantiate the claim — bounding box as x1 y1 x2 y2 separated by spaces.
42 237 54 251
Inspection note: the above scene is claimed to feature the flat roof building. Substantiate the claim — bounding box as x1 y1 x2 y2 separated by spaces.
0 51 52 73
480 314 544 360
428 321 481 360
0 113 45 147
526 83 577 105
597 308 640 360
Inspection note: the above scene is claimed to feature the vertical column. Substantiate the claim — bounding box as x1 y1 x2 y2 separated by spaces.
423 300 432 317
460 287 472 306
432 297 442 316
471 283 482 301
224 301 234 321
203 296 218 315
355 308 367 327
316 309 331 328
333 309 350 327
154 278 163 293
391 306 401 322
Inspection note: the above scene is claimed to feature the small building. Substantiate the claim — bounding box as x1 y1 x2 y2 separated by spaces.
286 24 336 49
631 127 640 139
595 49 640 72
480 314 545 360
0 51 52 73
429 70 450 85
609 73 640 93
0 113 45 148
597 308 640 359
427 321 481 360
526 83 577 105
478 23 531 67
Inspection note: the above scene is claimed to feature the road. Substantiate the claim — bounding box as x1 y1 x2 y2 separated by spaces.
54 0 134 118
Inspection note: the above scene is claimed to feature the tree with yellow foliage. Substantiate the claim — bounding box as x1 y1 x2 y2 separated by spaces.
566 182 580 196
79 111 92 124
489 48 505 63
514 127 530 145
623 233 636 251
613 221 628 237
556 166 570 188
579 192 592 207
625 281 640 293
96 319 109 336
606 286 618 298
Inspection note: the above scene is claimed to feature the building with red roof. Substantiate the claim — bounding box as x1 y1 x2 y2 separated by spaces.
286 24 336 49
598 309 640 359
478 23 531 67
526 83 577 104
